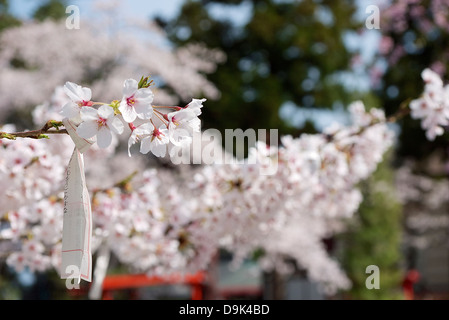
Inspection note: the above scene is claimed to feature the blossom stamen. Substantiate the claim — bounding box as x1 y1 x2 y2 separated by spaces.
78 100 93 107
127 96 136 106
97 117 107 128
151 127 165 142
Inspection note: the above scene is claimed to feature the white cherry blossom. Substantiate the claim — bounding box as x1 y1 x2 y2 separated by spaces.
119 79 154 123
61 82 93 124
409 68 449 140
76 105 124 148
140 125 170 157
0 74 403 296
127 122 152 157
184 98 207 116
167 109 200 146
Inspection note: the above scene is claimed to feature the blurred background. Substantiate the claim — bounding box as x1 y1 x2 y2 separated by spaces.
1 0 449 300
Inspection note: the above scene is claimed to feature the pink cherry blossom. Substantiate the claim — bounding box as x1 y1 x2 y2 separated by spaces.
127 122 152 157
119 79 154 123
184 98 207 116
61 82 93 124
77 105 124 148
0 17 222 122
0 68 410 296
409 68 449 140
167 109 200 146
140 125 170 157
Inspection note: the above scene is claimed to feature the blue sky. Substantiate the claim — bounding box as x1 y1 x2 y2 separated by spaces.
9 0 185 21
9 0 379 64
8 0 381 130
9 0 254 27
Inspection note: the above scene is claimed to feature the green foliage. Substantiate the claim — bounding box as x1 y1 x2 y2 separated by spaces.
33 0 67 22
375 1 449 161
0 0 21 32
162 2 405 298
158 0 362 136
0 0 67 33
340 153 404 300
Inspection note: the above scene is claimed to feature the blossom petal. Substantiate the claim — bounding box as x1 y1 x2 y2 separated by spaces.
108 116 124 135
76 120 98 139
119 100 137 123
128 133 138 157
134 102 153 120
158 127 170 144
169 125 191 145
123 79 138 97
96 126 112 149
98 105 114 119
167 109 196 125
177 109 196 121
135 122 154 135
61 102 80 119
422 68 443 86
135 88 154 103
80 106 99 121
151 140 167 157
186 98 206 116
140 136 152 154
64 82 84 102
81 87 92 101
188 117 201 132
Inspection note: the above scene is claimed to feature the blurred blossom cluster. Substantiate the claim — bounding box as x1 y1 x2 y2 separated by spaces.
0 17 224 122
1 82 394 293
3 1 431 295
410 68 449 140
379 0 449 71
60 79 206 157
382 0 449 35
396 163 449 249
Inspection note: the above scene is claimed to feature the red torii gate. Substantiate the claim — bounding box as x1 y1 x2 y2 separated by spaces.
100 271 207 300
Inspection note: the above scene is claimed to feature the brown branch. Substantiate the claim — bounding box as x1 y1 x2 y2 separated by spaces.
324 98 413 143
92 170 139 198
0 120 68 140
386 98 412 123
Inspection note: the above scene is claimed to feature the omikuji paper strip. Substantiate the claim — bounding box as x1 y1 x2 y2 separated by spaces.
60 147 92 282
60 118 94 282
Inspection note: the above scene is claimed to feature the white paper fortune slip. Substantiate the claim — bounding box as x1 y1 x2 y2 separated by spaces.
60 119 94 282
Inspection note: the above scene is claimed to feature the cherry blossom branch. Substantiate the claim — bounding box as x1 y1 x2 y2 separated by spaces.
152 109 169 126
386 98 412 123
92 170 139 197
0 120 67 140
324 98 412 143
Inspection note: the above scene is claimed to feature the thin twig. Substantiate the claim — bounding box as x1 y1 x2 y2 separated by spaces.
386 98 412 123
92 170 139 196
0 120 68 140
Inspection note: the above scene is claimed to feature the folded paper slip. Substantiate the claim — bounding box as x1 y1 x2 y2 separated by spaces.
62 118 94 153
60 118 94 282
60 148 92 282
